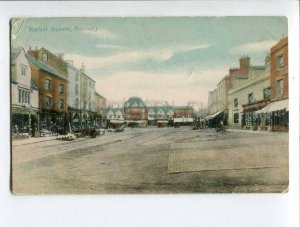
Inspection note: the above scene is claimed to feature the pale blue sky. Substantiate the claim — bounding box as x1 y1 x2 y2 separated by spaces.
11 17 287 106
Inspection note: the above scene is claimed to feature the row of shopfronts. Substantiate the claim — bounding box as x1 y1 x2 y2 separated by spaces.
205 37 289 132
12 108 106 137
204 98 288 132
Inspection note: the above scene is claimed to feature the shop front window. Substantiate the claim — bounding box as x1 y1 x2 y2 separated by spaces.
273 110 288 126
234 113 239 123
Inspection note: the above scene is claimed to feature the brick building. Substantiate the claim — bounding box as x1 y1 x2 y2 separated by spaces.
257 37 289 131
27 54 68 134
123 96 148 127
173 106 194 125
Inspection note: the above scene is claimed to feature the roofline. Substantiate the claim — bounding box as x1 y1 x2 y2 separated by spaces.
81 72 96 82
27 55 68 81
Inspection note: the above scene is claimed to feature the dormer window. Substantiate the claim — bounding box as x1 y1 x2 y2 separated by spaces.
42 53 48 62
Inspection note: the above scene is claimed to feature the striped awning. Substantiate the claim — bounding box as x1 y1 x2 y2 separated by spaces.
256 99 288 114
204 111 222 120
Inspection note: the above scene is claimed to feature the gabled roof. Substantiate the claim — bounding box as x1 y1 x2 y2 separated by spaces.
27 54 67 81
81 72 95 82
30 79 39 90
11 47 24 64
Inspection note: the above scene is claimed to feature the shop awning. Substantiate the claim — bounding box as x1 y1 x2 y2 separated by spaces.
204 111 222 120
256 99 289 114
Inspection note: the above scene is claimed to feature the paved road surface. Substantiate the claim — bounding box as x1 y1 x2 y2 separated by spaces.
12 127 288 194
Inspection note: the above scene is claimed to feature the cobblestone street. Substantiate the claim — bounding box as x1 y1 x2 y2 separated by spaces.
12 127 288 194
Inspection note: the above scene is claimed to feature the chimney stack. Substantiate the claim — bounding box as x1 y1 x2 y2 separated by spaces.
239 55 250 76
81 63 85 73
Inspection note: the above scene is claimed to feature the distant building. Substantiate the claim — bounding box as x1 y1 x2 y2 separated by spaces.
173 106 194 125
80 64 96 128
11 47 39 136
123 96 148 127
106 107 124 120
94 91 107 127
206 75 231 127
147 105 174 125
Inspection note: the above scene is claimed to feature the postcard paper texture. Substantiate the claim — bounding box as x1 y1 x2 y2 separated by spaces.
10 17 289 194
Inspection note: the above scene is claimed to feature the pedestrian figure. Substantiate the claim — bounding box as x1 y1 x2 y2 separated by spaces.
14 125 19 135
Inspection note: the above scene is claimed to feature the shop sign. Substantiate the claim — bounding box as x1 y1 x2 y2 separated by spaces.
12 107 33 115
242 101 269 111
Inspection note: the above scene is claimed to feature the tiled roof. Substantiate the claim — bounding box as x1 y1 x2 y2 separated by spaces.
27 55 67 81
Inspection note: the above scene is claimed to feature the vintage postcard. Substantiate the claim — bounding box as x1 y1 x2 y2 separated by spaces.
11 17 289 194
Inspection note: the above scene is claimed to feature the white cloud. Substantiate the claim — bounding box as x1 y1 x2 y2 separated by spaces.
231 40 277 54
94 68 226 106
65 43 213 70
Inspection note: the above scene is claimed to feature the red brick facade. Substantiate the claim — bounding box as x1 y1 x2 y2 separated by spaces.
30 63 68 113
238 56 250 76
270 37 288 101
173 108 193 118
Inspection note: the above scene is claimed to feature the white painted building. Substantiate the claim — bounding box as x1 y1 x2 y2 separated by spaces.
227 64 270 129
11 47 39 136
67 62 81 110
66 62 81 129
